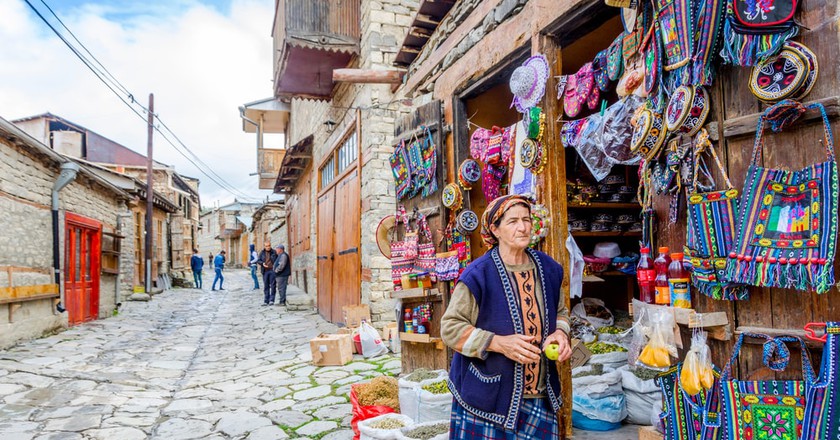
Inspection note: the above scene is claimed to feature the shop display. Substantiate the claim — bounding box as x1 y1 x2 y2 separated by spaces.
726 101 838 293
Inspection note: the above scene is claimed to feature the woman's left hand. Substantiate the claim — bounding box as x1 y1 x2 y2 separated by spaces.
543 331 572 362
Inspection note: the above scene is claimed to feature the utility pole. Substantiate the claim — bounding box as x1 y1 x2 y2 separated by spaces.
145 93 154 294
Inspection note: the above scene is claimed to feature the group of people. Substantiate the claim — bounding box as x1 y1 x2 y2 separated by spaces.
187 242 290 305
249 242 291 306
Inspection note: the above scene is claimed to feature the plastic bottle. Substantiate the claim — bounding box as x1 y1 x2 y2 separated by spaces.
404 309 413 333
669 253 691 308
654 247 672 305
636 247 656 304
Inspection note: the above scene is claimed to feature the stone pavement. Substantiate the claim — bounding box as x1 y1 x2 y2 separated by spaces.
0 270 401 440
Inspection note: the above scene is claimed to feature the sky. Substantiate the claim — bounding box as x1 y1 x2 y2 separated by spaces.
0 0 280 207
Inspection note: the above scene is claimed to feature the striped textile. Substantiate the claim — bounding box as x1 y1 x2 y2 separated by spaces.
449 397 558 439
802 322 840 440
510 269 542 395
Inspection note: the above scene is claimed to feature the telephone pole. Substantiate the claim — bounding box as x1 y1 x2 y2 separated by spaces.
145 93 154 294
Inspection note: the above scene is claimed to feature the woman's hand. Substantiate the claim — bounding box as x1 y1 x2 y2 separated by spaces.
543 331 572 362
488 334 542 364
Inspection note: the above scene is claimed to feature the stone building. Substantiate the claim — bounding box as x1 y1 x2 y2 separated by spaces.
13 113 202 288
246 0 418 325
196 201 260 267
250 202 287 250
0 116 135 349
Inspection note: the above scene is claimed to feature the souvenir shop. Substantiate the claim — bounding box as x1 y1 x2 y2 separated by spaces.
380 0 840 437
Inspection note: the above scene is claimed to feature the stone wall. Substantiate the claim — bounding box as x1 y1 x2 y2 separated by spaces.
0 135 131 349
282 0 417 324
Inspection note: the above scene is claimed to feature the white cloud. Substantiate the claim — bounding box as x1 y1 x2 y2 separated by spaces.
0 0 278 206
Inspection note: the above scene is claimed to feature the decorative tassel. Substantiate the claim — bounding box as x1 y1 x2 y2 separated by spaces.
720 19 799 66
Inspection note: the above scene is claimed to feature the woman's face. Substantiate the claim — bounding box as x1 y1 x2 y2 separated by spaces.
490 204 532 252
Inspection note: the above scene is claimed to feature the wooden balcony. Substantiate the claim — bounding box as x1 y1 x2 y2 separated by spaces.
258 148 286 190
273 0 360 100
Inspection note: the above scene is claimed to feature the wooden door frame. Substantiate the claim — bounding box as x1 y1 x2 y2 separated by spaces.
64 212 102 325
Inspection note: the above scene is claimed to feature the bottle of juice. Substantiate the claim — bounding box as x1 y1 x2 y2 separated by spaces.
404 308 413 333
654 247 671 305
669 253 691 308
636 247 655 304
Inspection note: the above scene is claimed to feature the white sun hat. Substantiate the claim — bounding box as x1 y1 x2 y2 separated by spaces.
510 54 550 113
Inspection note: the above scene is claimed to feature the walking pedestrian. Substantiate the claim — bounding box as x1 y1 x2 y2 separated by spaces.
273 244 291 306
211 250 226 291
189 248 204 289
249 244 260 290
257 242 278 306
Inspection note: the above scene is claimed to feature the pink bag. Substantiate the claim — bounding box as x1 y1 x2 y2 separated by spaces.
413 214 436 276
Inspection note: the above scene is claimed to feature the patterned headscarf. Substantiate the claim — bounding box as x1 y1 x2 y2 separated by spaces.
480 194 533 248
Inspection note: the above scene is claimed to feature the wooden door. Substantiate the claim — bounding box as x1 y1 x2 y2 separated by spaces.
317 188 335 320
331 168 361 322
65 213 101 325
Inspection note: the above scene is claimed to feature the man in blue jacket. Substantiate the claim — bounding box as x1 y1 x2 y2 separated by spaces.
212 250 226 291
189 248 204 289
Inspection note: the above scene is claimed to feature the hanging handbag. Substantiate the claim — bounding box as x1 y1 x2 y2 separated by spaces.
720 0 799 66
435 251 459 282
419 126 438 198
720 333 817 440
389 140 412 200
413 213 436 275
726 101 839 294
390 206 415 290
685 129 749 301
657 363 722 440
802 321 840 440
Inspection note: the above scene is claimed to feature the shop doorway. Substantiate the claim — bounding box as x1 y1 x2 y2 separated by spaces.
64 213 101 325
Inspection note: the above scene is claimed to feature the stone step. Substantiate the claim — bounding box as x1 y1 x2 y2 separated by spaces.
286 285 314 312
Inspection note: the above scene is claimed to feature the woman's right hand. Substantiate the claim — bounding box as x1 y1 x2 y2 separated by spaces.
487 334 541 364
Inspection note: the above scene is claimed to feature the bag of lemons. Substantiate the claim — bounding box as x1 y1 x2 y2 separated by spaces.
680 331 714 395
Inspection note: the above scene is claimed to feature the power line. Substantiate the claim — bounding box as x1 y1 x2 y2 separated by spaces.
23 0 262 202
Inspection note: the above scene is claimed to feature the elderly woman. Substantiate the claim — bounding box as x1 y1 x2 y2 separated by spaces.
441 194 572 438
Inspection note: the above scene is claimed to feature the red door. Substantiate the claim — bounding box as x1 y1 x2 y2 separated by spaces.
65 213 101 325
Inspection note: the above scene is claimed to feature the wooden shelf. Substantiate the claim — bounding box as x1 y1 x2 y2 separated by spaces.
391 287 441 300
568 202 641 210
572 231 643 237
399 332 445 350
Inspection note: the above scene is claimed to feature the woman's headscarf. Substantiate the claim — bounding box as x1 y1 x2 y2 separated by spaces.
480 194 533 248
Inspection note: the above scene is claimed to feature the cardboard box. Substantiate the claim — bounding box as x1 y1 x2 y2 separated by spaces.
569 339 592 369
381 322 400 354
310 333 353 366
342 304 371 328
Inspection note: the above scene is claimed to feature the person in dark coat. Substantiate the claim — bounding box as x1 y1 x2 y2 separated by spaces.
189 248 204 289
273 244 291 306
257 242 279 306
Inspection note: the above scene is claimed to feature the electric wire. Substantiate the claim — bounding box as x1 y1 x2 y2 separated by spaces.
23 0 261 202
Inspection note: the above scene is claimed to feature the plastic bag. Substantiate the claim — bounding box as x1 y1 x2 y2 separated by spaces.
415 378 452 423
351 384 396 440
360 321 389 358
572 298 615 329
636 308 677 371
620 366 661 425
679 331 714 395
358 413 415 440
571 316 598 343
397 420 449 440
398 370 448 422
572 368 623 399
572 113 614 181
599 95 644 165
571 367 627 424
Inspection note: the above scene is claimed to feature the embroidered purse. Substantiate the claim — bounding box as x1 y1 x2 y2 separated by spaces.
657 363 723 440
419 127 438 198
435 251 459 282
665 86 711 136
630 107 668 160
593 50 611 92
685 129 749 301
720 0 799 66
389 140 412 200
802 321 840 440
750 42 817 103
607 33 625 81
390 206 414 290
721 333 816 440
726 101 839 293
413 214 437 276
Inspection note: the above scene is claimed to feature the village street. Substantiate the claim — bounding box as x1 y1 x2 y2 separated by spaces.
0 270 401 440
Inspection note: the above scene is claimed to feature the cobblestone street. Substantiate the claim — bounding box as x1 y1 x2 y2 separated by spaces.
0 270 401 440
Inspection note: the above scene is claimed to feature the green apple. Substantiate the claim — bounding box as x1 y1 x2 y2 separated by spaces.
544 343 560 361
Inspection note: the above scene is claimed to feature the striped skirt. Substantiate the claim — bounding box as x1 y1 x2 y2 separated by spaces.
449 397 559 439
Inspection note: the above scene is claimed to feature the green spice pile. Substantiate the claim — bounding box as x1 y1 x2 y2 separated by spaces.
404 368 439 382
632 367 660 381
403 422 449 440
369 417 407 430
356 376 400 411
421 380 450 395
597 326 625 334
584 341 627 354
572 364 604 378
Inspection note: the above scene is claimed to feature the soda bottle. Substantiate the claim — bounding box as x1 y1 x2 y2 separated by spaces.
404 308 413 333
669 253 691 308
636 247 655 304
654 247 671 305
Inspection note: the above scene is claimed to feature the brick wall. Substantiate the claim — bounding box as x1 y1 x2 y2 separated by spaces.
0 135 133 349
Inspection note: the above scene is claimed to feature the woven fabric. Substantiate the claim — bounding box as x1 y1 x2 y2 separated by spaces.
726 102 839 293
510 269 542 395
389 141 412 200
692 0 726 85
720 0 799 66
449 397 558 439
657 364 709 440
802 322 840 440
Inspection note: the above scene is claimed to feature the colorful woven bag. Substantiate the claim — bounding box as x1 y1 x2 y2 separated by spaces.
725 101 839 294
390 206 416 290
801 321 840 440
721 333 816 440
413 214 436 275
657 363 721 439
685 129 749 301
389 140 412 200
720 0 799 66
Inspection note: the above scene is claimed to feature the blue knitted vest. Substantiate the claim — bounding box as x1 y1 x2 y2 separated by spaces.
448 247 564 430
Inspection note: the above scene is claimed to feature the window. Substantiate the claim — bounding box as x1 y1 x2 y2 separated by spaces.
320 155 335 188
337 134 357 172
318 128 358 190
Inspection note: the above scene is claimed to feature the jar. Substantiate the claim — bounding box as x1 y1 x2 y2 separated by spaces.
416 272 432 288
401 274 415 289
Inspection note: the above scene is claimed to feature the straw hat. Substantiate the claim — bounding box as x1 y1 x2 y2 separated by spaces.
375 215 395 259
510 54 550 113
